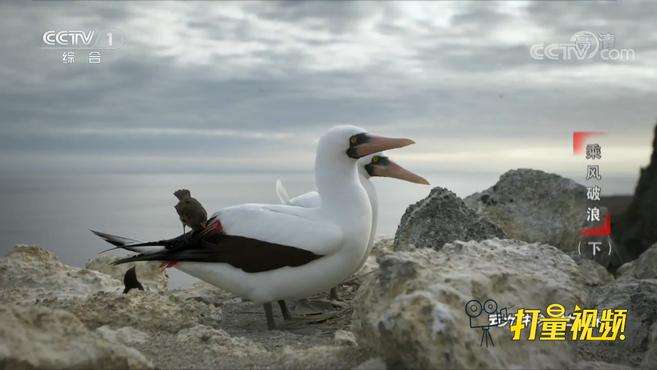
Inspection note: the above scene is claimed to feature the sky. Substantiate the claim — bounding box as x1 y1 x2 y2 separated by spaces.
1 0 656 184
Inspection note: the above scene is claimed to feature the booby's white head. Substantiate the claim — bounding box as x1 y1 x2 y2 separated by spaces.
362 153 430 185
316 125 415 165
314 125 416 208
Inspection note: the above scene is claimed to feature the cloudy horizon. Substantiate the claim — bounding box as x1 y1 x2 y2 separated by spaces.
1 1 656 183
2 0 657 270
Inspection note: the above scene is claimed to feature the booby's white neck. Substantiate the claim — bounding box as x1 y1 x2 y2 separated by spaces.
314 140 371 229
358 169 378 249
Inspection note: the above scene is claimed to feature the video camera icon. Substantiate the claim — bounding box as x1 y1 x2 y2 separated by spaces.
465 299 509 347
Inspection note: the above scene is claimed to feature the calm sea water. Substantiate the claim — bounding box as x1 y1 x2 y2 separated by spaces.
0 171 638 288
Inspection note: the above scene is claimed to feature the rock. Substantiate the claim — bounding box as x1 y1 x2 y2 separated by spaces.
85 254 168 292
0 304 153 370
175 325 267 358
640 322 657 369
393 187 505 250
464 169 586 252
0 245 122 304
575 361 634 370
352 357 387 370
617 124 657 260
582 279 657 366
273 345 365 370
568 253 614 287
43 290 223 333
171 280 235 306
616 243 657 281
352 238 587 369
578 259 614 287
371 238 393 258
96 326 150 346
334 330 358 346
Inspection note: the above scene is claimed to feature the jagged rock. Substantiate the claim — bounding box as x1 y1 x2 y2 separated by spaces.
616 243 657 281
641 322 657 369
42 290 223 333
175 325 266 358
617 124 657 260
352 238 587 369
575 361 634 370
582 279 657 367
393 187 505 250
96 326 150 346
568 253 614 287
0 245 122 304
0 304 153 370
371 238 393 258
273 345 365 370
334 330 358 346
352 357 387 370
86 254 168 292
464 169 586 252
579 259 614 287
171 280 235 306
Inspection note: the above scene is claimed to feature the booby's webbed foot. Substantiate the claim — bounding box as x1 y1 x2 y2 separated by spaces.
329 287 339 300
278 300 292 320
263 302 276 330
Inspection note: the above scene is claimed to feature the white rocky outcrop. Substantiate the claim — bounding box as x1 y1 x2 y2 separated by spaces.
85 254 168 292
352 238 588 369
0 245 122 304
464 169 587 252
42 290 223 333
0 304 153 370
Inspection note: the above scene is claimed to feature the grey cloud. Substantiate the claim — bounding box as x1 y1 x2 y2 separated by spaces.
0 1 655 176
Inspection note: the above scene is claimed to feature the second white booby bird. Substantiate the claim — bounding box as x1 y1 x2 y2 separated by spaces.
275 153 429 299
92 125 416 329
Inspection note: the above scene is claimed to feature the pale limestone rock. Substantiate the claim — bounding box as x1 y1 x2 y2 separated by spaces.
86 254 168 292
352 238 587 370
0 245 122 304
96 325 150 346
465 169 586 252
352 357 387 370
616 243 657 281
43 290 222 333
175 325 267 358
334 330 358 346
0 304 153 370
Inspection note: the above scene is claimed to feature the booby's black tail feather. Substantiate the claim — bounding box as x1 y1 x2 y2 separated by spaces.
91 230 141 248
91 230 181 253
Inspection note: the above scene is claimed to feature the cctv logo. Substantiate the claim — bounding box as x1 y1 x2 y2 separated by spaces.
42 30 96 47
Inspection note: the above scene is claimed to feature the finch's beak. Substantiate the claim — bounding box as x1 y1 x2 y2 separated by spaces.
370 159 429 185
350 135 415 158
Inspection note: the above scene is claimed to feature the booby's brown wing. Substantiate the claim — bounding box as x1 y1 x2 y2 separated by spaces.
114 233 323 273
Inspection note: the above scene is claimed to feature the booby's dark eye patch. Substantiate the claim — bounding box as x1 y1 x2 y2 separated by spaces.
346 133 369 158
349 133 368 146
371 155 389 165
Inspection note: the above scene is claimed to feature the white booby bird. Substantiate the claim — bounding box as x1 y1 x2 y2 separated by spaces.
92 125 416 329
276 154 429 299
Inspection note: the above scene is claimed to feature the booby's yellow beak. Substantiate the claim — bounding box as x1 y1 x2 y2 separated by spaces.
367 158 429 185
348 134 415 158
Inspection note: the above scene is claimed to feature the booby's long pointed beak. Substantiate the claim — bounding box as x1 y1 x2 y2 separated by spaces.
353 135 415 158
373 160 429 185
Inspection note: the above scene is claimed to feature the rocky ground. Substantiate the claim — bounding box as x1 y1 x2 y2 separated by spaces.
0 245 372 370
2 162 657 369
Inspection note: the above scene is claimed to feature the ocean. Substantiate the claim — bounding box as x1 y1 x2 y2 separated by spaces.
0 170 638 288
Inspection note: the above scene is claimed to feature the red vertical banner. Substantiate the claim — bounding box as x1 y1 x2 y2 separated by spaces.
573 131 605 155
